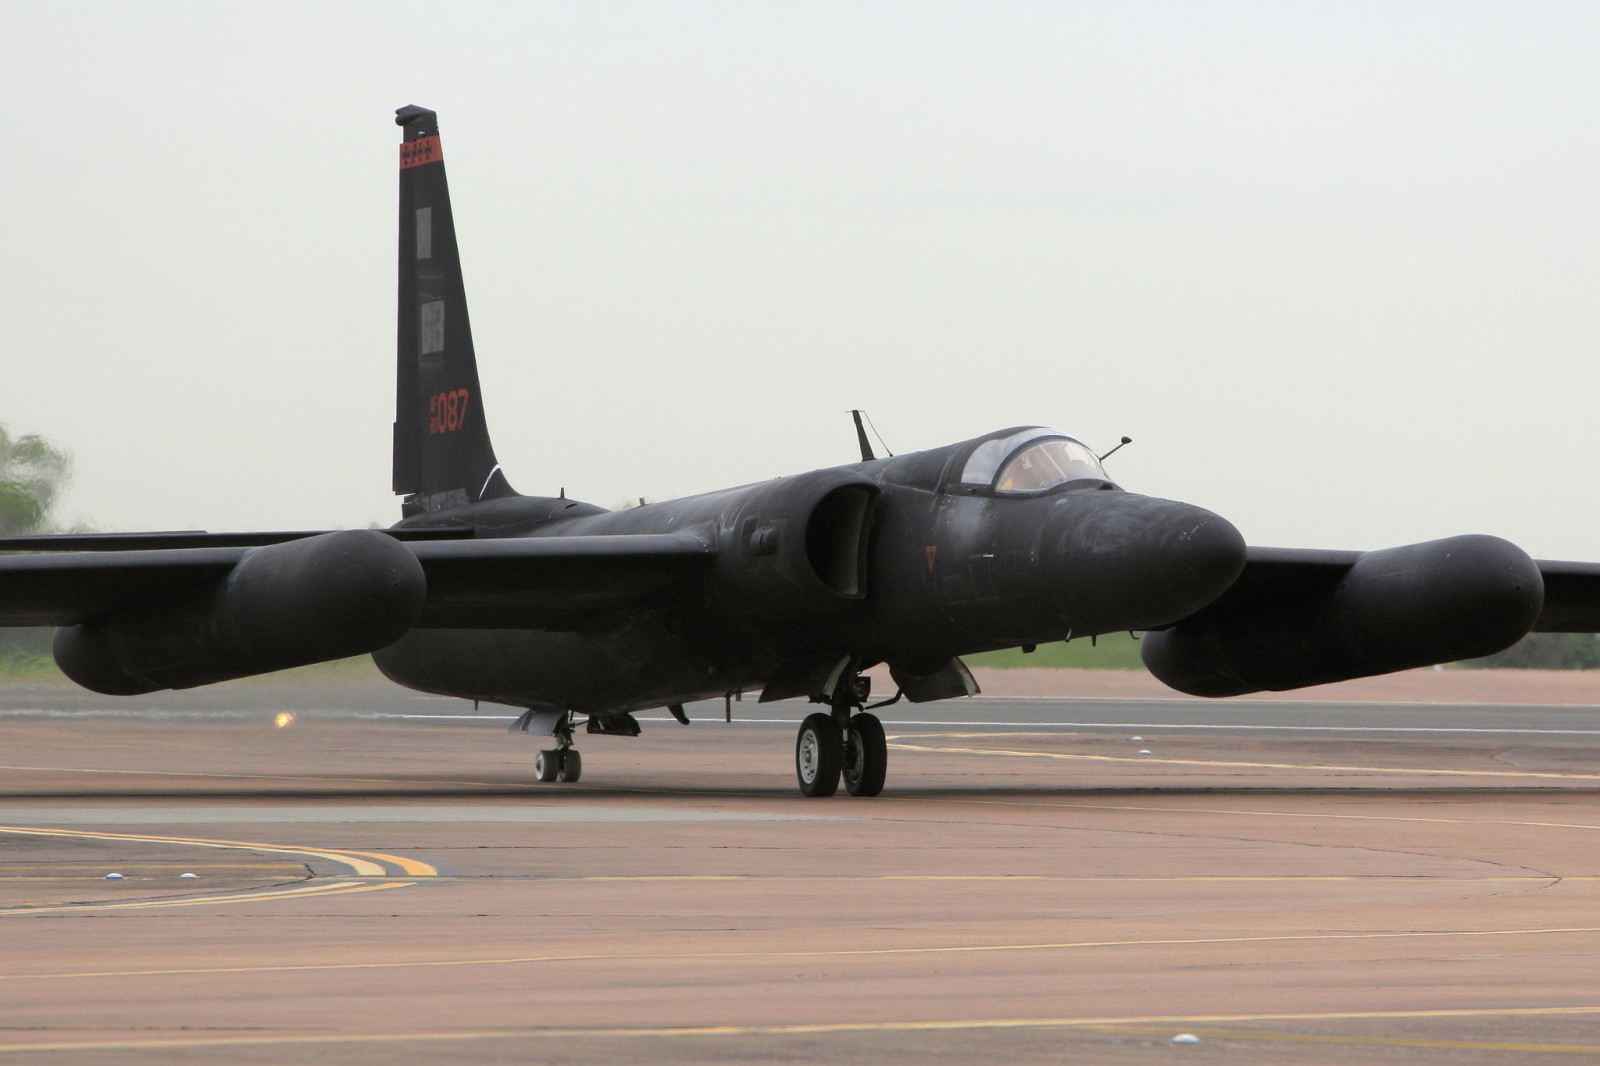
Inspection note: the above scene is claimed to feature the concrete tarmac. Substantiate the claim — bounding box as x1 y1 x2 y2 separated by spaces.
2 683 1600 1062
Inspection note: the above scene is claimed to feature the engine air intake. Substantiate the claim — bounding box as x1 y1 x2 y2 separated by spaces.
806 485 874 597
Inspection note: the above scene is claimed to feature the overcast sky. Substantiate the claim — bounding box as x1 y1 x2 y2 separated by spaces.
4 2 1599 556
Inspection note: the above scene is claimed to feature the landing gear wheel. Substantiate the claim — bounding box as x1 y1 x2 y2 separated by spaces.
558 749 582 783
795 712 842 797
843 712 887 797
535 749 561 783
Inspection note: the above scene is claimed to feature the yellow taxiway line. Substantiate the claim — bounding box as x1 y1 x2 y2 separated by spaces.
0 880 413 916
887 739 1600 781
336 848 439 877
0 824 436 878
4 1005 1600 1054
974 796 1600 838
7 922 1600 983
1085 1023 1600 1055
0 824 435 914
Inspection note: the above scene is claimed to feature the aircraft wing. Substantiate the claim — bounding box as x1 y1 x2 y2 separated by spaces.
0 527 474 552
0 532 714 629
1186 545 1600 632
0 547 245 626
1518 559 1600 632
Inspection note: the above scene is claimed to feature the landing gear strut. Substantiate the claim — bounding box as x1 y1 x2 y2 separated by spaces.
794 674 887 798
535 713 582 784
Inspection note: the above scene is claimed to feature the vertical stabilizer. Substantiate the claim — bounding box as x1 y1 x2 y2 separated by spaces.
393 105 516 516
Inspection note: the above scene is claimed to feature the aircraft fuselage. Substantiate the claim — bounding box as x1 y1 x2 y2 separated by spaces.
373 430 1246 714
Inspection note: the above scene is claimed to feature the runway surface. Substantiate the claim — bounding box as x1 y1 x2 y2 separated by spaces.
2 681 1600 1062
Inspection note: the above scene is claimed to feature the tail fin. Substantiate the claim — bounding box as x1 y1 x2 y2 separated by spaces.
392 105 516 516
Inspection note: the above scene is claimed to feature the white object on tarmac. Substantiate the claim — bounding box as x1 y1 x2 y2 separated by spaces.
1138 749 1152 755
1131 736 1143 741
1171 1033 1200 1045
180 872 198 879
104 873 123 880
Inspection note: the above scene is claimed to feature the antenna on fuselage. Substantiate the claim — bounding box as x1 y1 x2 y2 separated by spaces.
850 409 893 461
1098 436 1132 462
851 410 875 462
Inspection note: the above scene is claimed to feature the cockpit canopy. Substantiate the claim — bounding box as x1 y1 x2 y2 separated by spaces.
958 428 1111 494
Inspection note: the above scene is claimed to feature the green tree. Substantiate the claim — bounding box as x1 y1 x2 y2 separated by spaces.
0 424 75 665
0 424 73 536
1460 632 1600 670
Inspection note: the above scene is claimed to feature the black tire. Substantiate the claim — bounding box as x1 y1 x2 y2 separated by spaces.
843 713 887 797
795 712 842 797
558 749 582 783
535 749 561 783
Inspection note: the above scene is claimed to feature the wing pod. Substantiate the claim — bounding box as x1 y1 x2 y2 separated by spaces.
1141 534 1543 696
53 530 426 694
711 469 879 621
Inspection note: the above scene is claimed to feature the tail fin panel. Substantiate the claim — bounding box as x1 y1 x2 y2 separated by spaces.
393 105 515 515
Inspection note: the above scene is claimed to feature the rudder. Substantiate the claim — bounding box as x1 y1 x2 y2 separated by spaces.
393 104 516 516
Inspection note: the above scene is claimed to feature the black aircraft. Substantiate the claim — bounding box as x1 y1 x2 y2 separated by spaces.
5 105 1600 797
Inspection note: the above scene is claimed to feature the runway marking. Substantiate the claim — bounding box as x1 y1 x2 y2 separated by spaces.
954 694 1600 708
0 880 413 915
0 824 435 878
0 762 413 785
5 1005 1600 1053
897 723 1600 735
7 923 1600 982
887 740 1600 781
0 762 548 795
0 826 435 912
635 716 1600 735
998 798 1600 838
337 849 437 877
0 863 303 871
1087 1023 1600 1054
0 805 852 826
564 873 1576 884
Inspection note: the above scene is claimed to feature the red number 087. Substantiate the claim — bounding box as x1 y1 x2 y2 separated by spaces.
428 389 470 434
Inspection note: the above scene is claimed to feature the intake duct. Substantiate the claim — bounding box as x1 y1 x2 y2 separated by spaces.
1140 534 1543 697
714 469 878 620
54 530 427 695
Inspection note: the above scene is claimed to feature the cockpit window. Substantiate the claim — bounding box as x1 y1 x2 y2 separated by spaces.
995 439 1107 493
959 429 1061 486
958 429 1110 493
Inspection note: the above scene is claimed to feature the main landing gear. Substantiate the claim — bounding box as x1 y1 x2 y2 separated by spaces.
529 712 582 784
795 676 887 798
534 746 581 783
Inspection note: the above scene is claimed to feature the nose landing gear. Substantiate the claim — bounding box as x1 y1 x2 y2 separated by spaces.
794 675 887 797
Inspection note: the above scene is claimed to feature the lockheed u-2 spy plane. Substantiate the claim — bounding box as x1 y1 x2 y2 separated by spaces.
4 105 1600 797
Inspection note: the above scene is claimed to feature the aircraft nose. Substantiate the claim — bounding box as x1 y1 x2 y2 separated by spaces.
1042 492 1246 633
